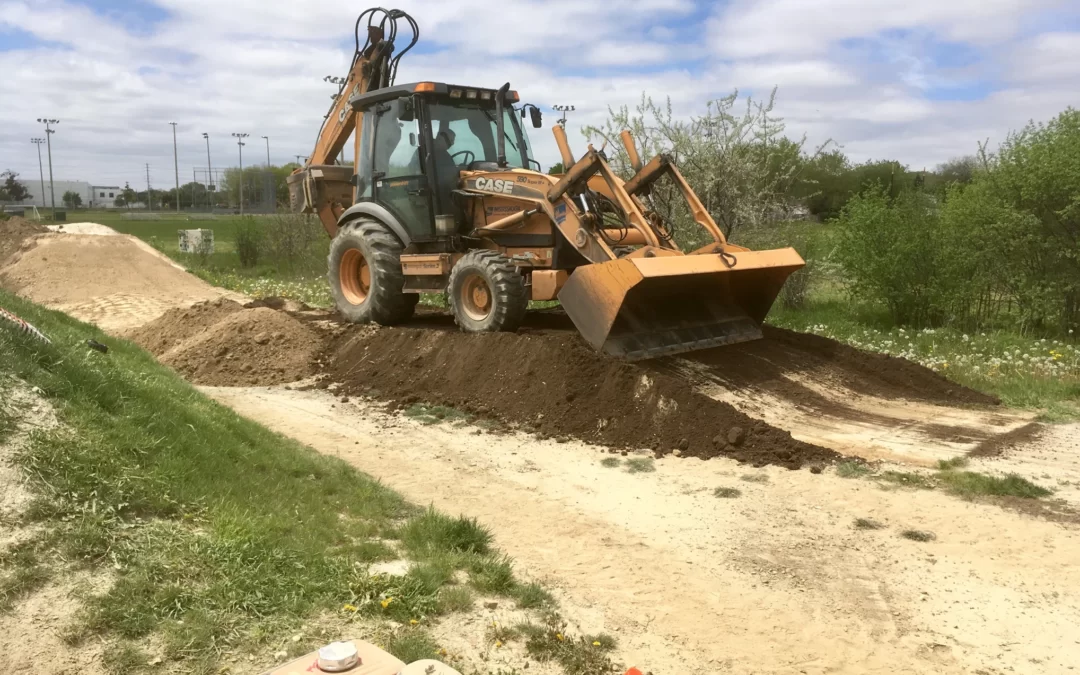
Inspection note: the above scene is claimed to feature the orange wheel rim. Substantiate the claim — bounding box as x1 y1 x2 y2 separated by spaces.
340 248 370 305
460 274 492 321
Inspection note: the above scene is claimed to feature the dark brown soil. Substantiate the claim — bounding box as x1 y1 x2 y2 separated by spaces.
0 217 48 264
669 325 1000 413
128 299 324 386
323 325 841 470
968 422 1044 458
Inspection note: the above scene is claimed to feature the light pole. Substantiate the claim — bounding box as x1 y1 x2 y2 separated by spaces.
261 136 271 166
553 104 575 126
36 118 59 218
169 122 180 212
295 155 307 166
30 139 46 212
202 132 213 211
232 132 249 215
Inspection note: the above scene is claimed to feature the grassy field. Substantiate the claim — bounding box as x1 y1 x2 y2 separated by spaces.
0 288 612 674
63 209 1080 418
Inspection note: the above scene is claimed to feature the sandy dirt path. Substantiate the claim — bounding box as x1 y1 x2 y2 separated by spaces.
206 386 1080 675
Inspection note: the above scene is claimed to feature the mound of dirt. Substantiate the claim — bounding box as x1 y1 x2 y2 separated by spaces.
133 301 323 386
0 231 237 332
0 216 48 264
324 326 841 470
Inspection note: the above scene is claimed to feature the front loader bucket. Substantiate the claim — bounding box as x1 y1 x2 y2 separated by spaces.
559 248 805 360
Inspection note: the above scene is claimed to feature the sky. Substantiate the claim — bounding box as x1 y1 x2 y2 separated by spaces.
2 0 1079 191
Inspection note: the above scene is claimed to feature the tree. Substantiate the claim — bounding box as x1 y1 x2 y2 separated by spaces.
935 156 978 185
548 162 565 175
120 183 137 209
585 89 831 247
62 190 83 208
0 170 31 204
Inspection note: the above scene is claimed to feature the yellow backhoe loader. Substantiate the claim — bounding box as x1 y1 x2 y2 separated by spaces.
289 7 803 359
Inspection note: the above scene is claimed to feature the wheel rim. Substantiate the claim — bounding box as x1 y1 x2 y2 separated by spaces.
460 273 493 321
339 248 370 305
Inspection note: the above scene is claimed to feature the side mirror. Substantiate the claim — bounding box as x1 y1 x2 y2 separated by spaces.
530 106 542 129
409 132 416 147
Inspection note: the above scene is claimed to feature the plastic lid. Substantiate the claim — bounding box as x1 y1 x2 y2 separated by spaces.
317 642 360 672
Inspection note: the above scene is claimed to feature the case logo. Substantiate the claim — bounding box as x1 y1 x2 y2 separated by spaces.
474 177 514 195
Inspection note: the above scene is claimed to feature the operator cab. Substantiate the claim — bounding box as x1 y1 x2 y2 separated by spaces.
348 81 541 241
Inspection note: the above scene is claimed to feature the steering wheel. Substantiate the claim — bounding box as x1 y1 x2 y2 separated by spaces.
450 150 475 166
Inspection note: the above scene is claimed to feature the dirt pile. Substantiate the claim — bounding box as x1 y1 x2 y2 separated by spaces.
0 231 237 332
130 299 324 386
0 216 48 264
324 326 841 469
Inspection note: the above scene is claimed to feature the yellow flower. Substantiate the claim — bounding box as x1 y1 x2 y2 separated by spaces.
495 640 503 648
438 649 448 657
380 597 394 609
342 604 358 613
555 633 564 642
409 619 419 625
592 641 601 647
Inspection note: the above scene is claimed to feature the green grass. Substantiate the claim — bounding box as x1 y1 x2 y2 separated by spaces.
599 457 621 468
385 627 440 663
740 473 769 483
900 529 936 542
836 461 873 478
853 518 885 530
624 457 655 474
403 404 469 426
878 470 937 490
513 615 619 675
937 456 971 470
436 586 474 614
936 471 1052 499
0 289 557 671
509 582 555 609
713 487 742 498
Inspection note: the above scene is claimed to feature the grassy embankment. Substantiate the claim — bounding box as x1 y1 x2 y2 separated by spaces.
0 288 615 675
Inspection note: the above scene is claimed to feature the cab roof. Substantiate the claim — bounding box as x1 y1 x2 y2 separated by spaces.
348 82 518 111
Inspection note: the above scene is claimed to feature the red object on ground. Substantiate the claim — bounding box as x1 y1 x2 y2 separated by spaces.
624 668 643 675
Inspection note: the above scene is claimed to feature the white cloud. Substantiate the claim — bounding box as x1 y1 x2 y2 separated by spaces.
0 0 1077 192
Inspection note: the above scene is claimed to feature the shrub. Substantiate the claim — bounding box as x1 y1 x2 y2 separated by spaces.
233 217 263 268
262 213 326 272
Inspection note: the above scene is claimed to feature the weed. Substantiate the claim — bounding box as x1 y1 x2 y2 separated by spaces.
404 403 468 425
937 471 1052 499
233 217 263 268
517 614 619 675
102 642 150 674
400 507 492 557
0 563 51 613
600 457 621 468
878 471 936 489
713 487 742 498
836 461 872 478
436 586 474 614
854 518 885 530
901 529 936 542
625 457 655 474
740 473 769 483
468 555 516 594
510 582 555 609
937 456 970 470
385 627 440 663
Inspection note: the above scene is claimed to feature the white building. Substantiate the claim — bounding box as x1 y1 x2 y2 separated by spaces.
90 185 122 208
15 180 94 209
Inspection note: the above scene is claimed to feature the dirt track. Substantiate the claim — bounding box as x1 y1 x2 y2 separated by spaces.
209 386 1080 675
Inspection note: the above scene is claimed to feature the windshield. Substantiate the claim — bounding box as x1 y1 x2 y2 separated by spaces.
427 101 531 169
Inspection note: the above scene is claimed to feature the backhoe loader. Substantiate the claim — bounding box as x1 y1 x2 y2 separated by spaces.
289 7 804 360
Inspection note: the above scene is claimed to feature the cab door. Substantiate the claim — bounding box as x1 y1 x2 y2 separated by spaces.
371 96 434 239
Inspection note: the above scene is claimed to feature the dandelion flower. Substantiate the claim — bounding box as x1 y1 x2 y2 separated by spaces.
343 604 358 613
410 619 419 625
556 633 564 641
380 597 394 609
593 641 601 647
495 640 503 648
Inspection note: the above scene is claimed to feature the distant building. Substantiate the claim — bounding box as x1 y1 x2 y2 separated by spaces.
15 180 93 208
90 185 122 208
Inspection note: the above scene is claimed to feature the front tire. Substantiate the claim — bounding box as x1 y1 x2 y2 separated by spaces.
328 219 417 325
448 250 527 332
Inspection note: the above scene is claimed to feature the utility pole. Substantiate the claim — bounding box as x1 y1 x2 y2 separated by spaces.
261 136 271 166
169 122 180 212
145 164 153 211
232 132 249 215
36 118 59 218
30 139 46 212
202 132 213 211
295 155 305 166
192 168 197 210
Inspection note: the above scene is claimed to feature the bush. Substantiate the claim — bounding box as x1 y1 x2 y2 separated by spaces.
234 217 263 268
262 213 326 272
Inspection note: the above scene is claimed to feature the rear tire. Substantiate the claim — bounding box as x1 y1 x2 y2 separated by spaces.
328 219 417 325
448 250 527 332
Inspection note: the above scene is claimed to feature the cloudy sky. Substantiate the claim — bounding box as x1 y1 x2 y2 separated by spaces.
2 0 1078 191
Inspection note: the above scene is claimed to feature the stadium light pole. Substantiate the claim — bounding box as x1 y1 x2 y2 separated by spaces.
36 118 59 218
553 104 575 126
30 139 46 212
261 136 271 166
202 132 213 210
169 122 180 212
232 132 249 215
